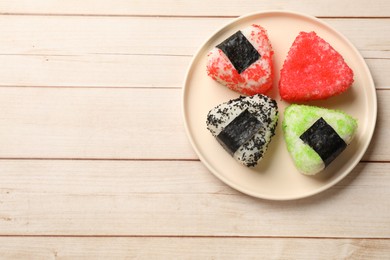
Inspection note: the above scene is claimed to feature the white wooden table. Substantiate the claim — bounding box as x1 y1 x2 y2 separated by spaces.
0 1 389 259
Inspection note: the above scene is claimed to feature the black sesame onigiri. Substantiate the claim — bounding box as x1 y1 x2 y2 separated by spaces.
206 94 278 167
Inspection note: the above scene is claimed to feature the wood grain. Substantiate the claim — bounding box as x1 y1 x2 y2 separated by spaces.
0 1 388 257
0 87 385 160
0 160 389 237
0 16 388 88
0 16 388 57
0 87 194 159
0 237 389 259
0 54 189 88
0 0 389 17
0 55 387 88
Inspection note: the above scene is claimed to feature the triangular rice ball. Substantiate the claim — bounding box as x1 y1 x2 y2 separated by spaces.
206 94 278 167
279 31 354 101
206 24 274 95
283 104 357 175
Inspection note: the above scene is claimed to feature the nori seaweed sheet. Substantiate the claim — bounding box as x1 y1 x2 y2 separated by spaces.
216 31 260 74
300 117 347 166
217 109 262 156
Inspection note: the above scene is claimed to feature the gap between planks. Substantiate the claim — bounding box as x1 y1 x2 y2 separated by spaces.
0 85 182 90
0 158 387 163
0 85 387 90
0 13 389 19
0 157 200 161
0 13 389 20
0 235 388 240
0 53 191 57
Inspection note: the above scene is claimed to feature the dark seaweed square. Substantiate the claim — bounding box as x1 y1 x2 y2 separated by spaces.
300 117 347 167
216 31 260 74
217 109 262 156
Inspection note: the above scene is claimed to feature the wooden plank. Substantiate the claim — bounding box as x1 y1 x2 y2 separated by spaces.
0 16 388 58
0 16 387 88
0 87 195 159
366 59 390 89
364 88 390 161
0 237 389 259
0 0 389 17
0 16 225 57
0 160 389 237
0 87 386 160
0 55 387 88
0 54 189 88
0 17 388 88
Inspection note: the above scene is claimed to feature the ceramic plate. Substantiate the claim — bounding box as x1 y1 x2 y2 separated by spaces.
182 10 377 200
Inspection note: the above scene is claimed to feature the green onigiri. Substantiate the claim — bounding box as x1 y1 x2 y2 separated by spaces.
283 104 357 175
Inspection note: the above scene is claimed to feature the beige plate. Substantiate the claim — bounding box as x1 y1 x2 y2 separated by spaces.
182 10 377 200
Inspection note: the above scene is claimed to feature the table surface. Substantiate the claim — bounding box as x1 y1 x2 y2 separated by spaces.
0 1 389 259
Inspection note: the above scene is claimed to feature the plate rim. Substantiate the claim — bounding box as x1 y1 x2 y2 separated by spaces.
182 10 378 201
